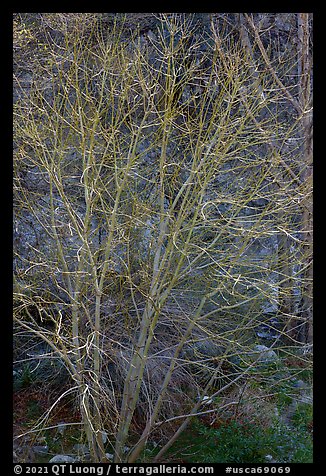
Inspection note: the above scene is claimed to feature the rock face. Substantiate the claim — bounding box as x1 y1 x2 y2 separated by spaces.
13 13 306 331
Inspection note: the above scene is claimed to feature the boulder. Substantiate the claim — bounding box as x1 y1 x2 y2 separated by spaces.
265 454 276 463
72 444 90 455
252 345 279 363
32 445 49 455
49 455 78 463
291 379 308 389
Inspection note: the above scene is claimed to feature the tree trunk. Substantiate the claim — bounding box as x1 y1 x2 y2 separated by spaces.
298 13 313 344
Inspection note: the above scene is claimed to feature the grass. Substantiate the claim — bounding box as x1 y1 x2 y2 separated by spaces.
154 361 313 464
151 414 313 464
14 365 34 392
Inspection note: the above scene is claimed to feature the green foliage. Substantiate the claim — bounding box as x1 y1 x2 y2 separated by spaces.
13 365 34 391
277 390 293 407
160 417 312 463
291 402 313 430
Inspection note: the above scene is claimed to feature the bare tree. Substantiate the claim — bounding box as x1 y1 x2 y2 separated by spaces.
13 13 312 463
